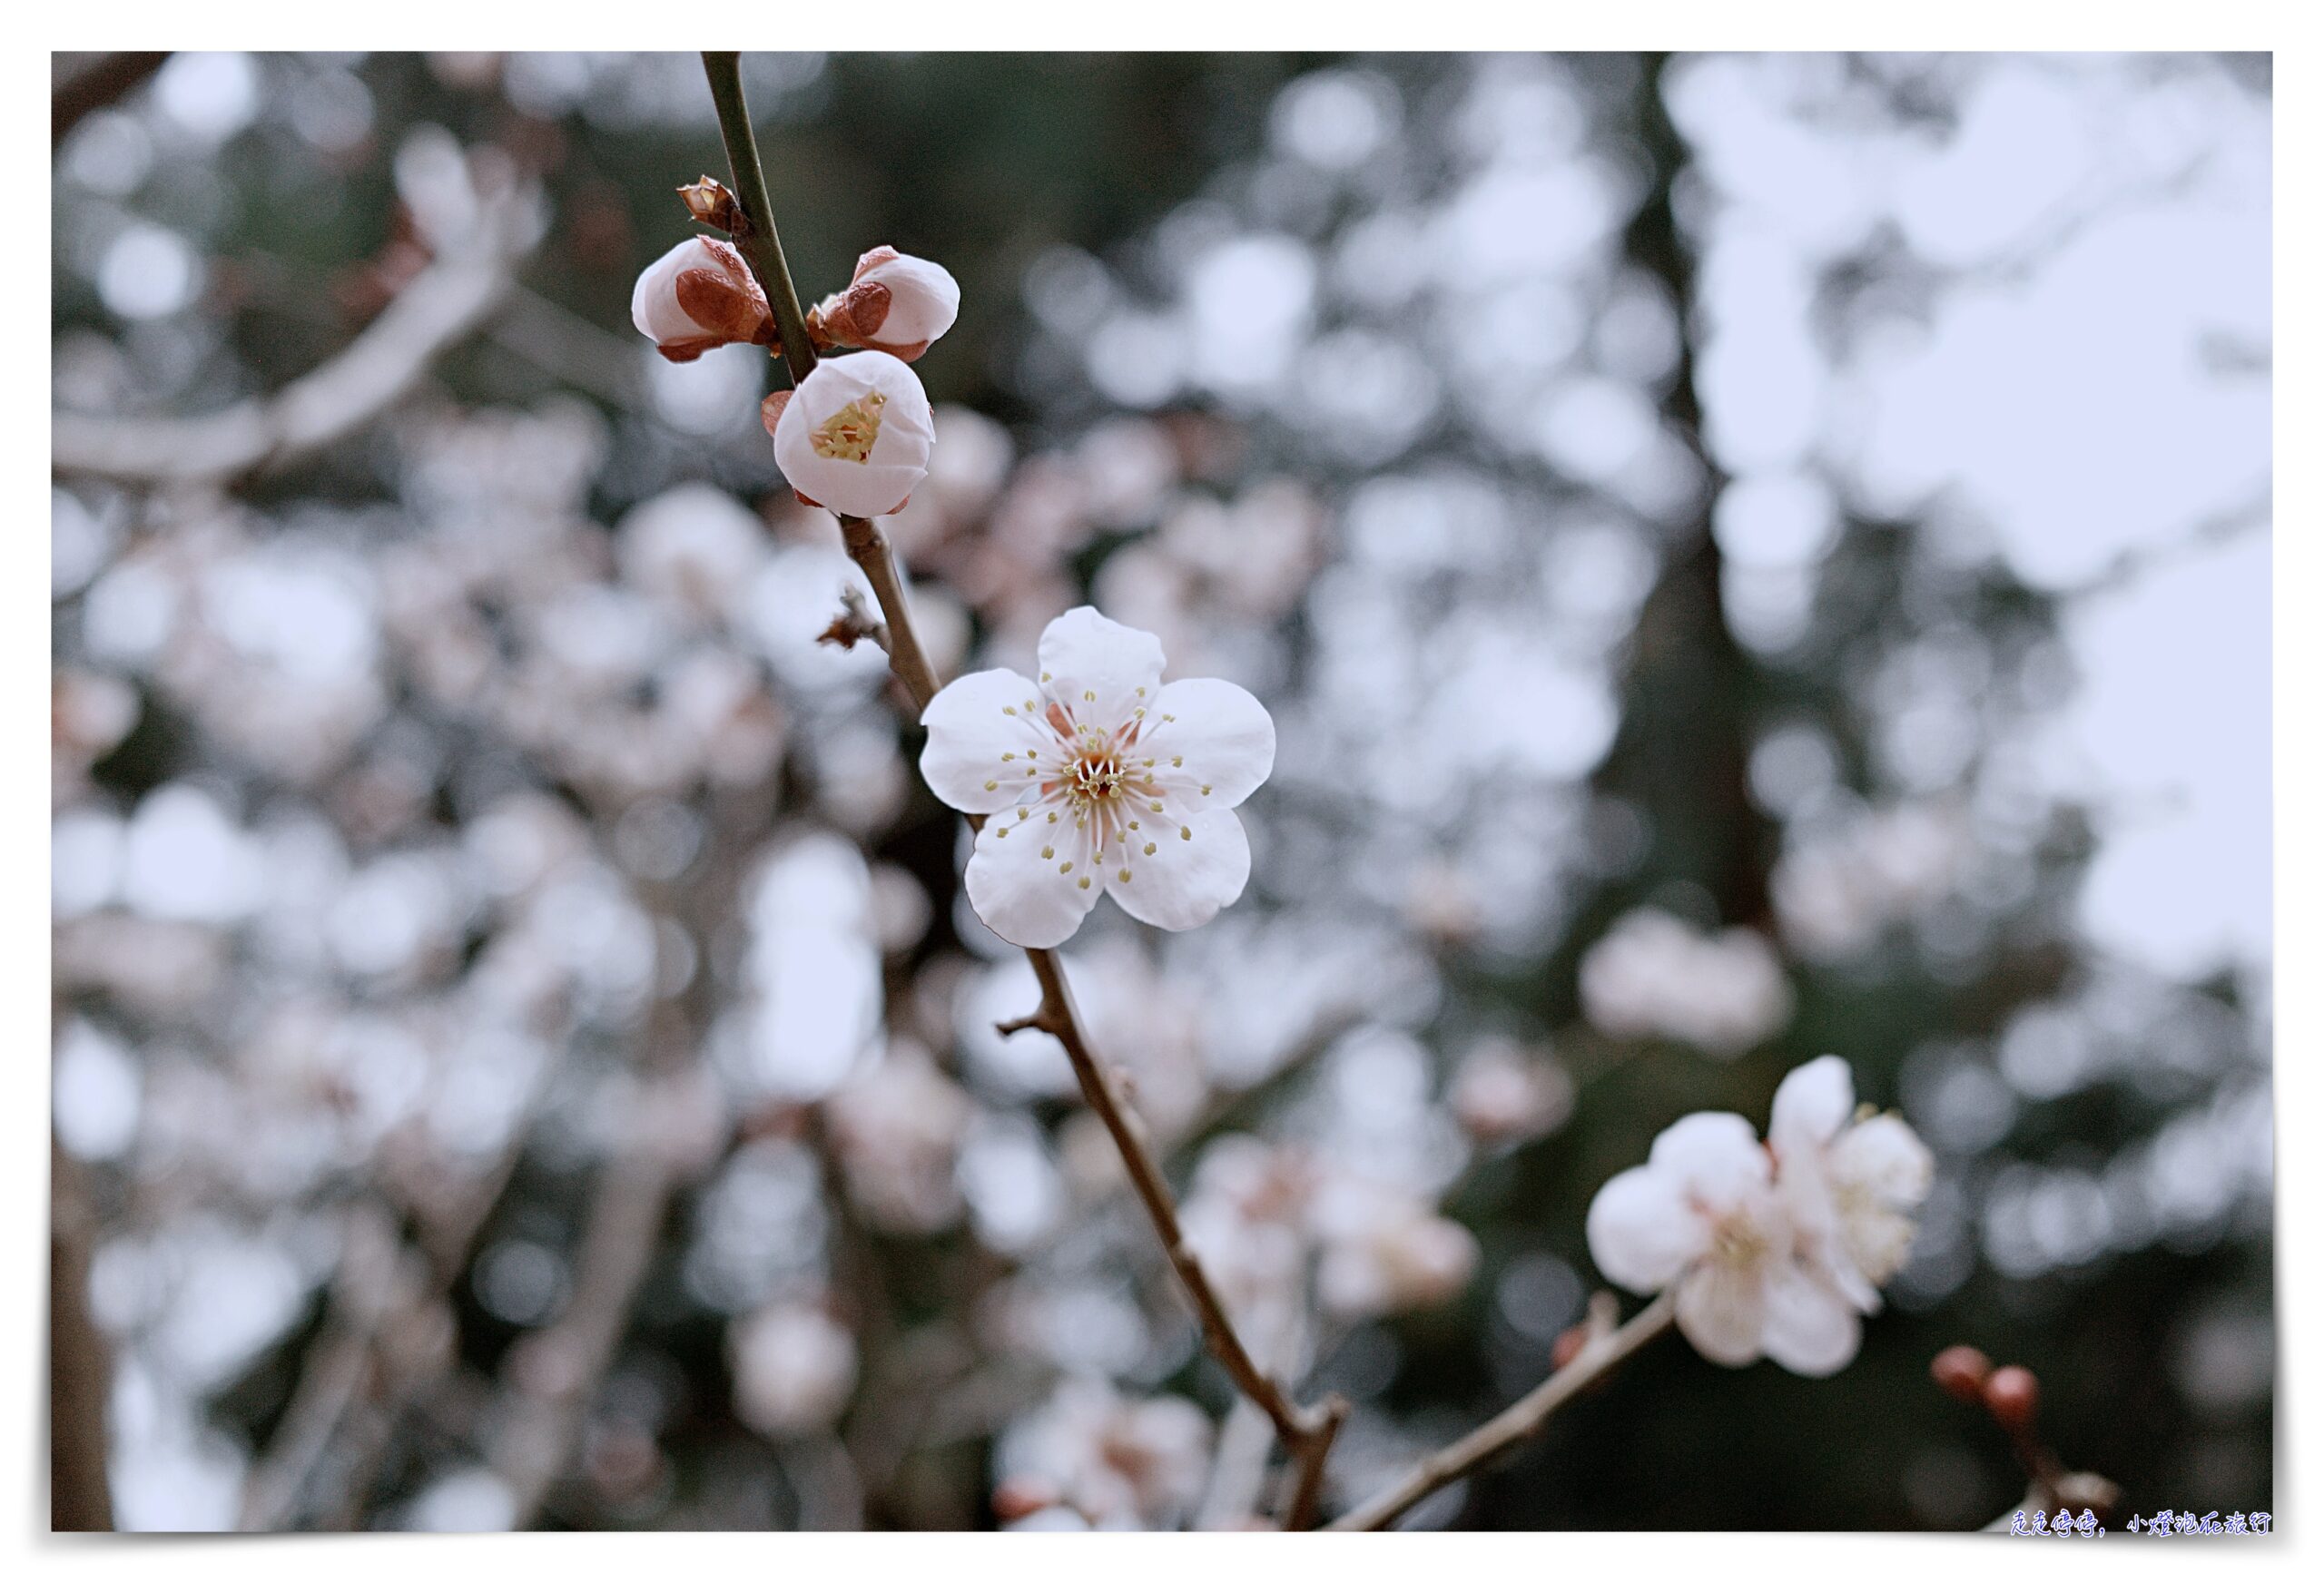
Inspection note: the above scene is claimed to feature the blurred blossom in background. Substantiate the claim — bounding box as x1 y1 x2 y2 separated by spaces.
50 51 2270 1531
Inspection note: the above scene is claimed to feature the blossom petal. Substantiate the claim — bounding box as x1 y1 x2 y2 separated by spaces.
919 669 1049 813
1103 807 1250 932
1138 679 1275 811
1769 1055 1853 1155
964 802 1102 949
1832 1115 1935 1209
1038 606 1164 731
1586 1165 1709 1293
1675 1260 1767 1367
1758 1263 1862 1378
1647 1112 1768 1210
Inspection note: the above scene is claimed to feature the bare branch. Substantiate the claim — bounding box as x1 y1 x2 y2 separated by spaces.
1325 1290 1676 1531
52 185 540 487
696 48 1345 1512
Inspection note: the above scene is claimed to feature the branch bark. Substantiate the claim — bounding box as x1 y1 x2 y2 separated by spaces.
50 1139 113 1531
696 48 1344 1519
1325 1291 1676 1531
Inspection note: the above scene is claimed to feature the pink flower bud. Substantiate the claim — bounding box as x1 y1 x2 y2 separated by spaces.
770 350 934 519
808 246 960 362
630 236 772 363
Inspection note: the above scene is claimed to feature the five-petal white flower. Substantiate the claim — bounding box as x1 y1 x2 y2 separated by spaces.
1768 1054 1935 1313
918 607 1275 949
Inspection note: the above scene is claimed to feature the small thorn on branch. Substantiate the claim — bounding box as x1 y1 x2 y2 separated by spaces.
817 585 891 654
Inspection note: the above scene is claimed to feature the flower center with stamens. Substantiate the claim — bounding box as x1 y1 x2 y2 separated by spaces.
1068 748 1127 807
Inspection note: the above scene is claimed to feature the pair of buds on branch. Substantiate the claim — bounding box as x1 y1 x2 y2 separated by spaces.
633 177 960 519
1931 1345 2122 1520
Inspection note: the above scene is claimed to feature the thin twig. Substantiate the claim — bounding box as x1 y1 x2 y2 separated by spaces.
1325 1291 1677 1531
696 47 1344 1509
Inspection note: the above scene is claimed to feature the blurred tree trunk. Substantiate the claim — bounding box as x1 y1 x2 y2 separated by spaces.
52 1139 113 1531
1600 50 1777 929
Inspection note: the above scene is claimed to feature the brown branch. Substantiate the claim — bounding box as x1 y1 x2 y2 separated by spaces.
53 52 169 146
1326 1291 1676 1531
1281 1393 1349 1530
50 1139 113 1531
695 48 1344 1520
51 180 538 487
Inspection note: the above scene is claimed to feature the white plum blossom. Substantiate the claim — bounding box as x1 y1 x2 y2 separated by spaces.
769 350 935 519
1578 906 1794 1058
809 246 961 361
918 606 1275 949
728 1301 859 1437
1585 1059 1934 1376
992 1376 1213 1529
629 236 771 362
1768 1055 1935 1313
1586 1111 1861 1376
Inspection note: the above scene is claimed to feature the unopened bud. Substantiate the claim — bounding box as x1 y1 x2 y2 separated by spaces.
677 175 743 231
1984 1364 2041 1434
1930 1344 1993 1406
770 350 934 519
631 236 772 363
807 246 960 362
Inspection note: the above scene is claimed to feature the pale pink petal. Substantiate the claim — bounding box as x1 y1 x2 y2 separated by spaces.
1769 1055 1853 1155
1586 1164 1709 1293
1037 606 1164 732
1758 1263 1862 1378
1675 1260 1767 1367
1647 1112 1769 1209
919 669 1050 813
1102 806 1250 933
1137 679 1275 811
964 801 1102 948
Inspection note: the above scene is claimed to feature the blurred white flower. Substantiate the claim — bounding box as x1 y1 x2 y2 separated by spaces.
993 1377 1212 1529
810 246 960 360
1578 906 1793 1057
825 1041 970 1233
1773 802 1972 960
1449 1038 1574 1146
1768 1055 1935 1311
629 235 772 362
1586 1110 1858 1375
1313 1183 1480 1321
918 606 1275 948
769 350 935 518
729 1301 859 1437
617 483 767 629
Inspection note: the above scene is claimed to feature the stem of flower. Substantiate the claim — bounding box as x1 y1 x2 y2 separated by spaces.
699 53 818 388
1325 1290 1678 1531
696 49 1344 1525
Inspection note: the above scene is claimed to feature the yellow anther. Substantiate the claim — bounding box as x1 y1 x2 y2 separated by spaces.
1150 800 1165 811
1180 826 1192 841
1201 785 1212 796
1083 690 1096 702
984 780 998 791
1118 868 1131 882
1002 752 1015 761
1003 705 1017 716
1143 842 1157 855
1041 846 1055 860
1059 861 1073 874
1078 876 1091 890
1171 756 1183 767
